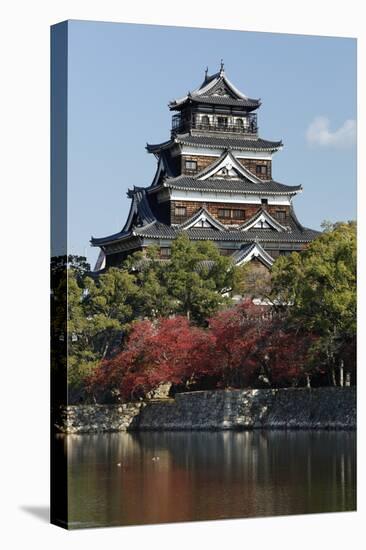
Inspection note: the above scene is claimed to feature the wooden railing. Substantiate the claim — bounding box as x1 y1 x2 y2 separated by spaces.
172 114 258 135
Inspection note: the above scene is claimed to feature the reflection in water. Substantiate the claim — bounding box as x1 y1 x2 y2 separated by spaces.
57 431 356 528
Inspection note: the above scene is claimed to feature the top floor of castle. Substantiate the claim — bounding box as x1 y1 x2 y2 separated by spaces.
146 62 283 181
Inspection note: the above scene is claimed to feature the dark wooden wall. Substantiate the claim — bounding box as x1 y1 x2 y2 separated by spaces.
180 154 272 180
170 200 290 225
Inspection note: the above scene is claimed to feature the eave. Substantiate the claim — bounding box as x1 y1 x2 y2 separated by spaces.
159 180 302 196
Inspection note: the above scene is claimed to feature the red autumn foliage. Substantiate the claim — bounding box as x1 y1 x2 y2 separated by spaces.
88 316 215 400
88 301 320 401
264 324 318 386
208 299 270 387
209 300 319 388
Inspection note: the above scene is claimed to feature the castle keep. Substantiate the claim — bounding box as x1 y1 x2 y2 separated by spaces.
91 63 319 270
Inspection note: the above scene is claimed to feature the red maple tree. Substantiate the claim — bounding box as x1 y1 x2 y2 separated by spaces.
264 323 318 386
88 316 215 400
88 301 320 401
208 300 318 388
208 299 270 388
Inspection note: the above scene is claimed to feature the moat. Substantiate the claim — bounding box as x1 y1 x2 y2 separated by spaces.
58 430 356 528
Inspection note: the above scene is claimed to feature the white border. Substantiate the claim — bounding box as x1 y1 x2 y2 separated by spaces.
181 146 274 159
1 2 364 549
170 190 293 205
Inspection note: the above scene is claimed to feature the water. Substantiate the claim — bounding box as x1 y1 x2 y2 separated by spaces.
58 430 356 528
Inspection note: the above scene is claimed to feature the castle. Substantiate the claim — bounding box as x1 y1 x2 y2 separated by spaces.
91 63 319 272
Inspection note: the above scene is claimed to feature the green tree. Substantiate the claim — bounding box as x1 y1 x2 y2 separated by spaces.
125 246 175 319
83 268 138 359
66 267 140 402
271 221 356 386
51 255 91 405
161 234 235 324
63 240 238 400
123 235 237 325
67 269 97 400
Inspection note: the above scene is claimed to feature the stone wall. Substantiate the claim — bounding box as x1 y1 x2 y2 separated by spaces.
55 403 144 434
55 387 356 434
136 388 356 431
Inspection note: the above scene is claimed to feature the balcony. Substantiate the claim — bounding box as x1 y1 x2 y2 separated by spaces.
172 113 258 136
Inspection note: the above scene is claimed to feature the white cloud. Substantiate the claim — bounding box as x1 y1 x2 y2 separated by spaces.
306 116 356 148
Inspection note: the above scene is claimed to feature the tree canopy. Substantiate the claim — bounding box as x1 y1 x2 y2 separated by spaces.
270 221 356 385
88 300 317 402
58 222 357 403
64 237 238 401
127 234 235 323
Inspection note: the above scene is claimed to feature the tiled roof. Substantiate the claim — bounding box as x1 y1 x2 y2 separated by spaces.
158 149 177 178
160 175 301 195
169 68 260 111
231 242 275 268
146 134 283 153
146 139 173 153
92 183 319 248
133 220 320 243
231 243 254 261
177 134 283 150
173 94 260 109
91 229 132 247
92 219 319 248
91 187 156 246
150 149 180 186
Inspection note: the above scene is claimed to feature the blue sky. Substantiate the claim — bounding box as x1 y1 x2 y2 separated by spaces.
66 20 356 267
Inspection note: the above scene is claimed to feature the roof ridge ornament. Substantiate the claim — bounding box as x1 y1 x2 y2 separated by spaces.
204 66 209 81
220 59 224 73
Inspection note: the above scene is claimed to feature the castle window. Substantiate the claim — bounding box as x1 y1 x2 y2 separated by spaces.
217 116 228 129
218 208 231 218
276 210 286 221
218 209 245 220
201 115 210 128
256 164 268 176
185 160 197 171
235 118 244 131
175 206 187 217
261 198 268 205
160 247 171 258
232 209 245 219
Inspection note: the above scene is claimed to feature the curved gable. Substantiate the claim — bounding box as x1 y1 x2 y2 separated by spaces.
239 209 288 232
178 207 226 231
232 242 274 268
198 150 263 183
